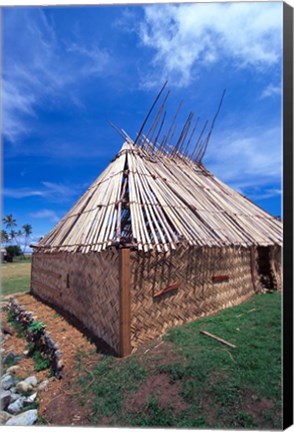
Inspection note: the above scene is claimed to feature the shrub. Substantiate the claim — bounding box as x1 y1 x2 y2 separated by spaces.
5 245 23 260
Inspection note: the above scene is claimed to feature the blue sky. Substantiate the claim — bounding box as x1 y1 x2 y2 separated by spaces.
2 2 283 245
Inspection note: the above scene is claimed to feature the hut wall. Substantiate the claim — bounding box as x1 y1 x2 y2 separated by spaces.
270 245 282 290
129 246 258 351
31 249 120 353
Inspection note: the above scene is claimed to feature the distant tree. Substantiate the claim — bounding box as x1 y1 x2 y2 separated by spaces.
5 245 23 258
2 215 33 259
1 229 9 244
22 224 32 253
15 229 24 247
2 214 17 231
9 229 17 244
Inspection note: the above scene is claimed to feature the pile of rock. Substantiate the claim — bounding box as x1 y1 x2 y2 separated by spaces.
0 361 49 426
8 298 63 378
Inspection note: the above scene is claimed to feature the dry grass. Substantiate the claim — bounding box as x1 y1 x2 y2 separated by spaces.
1 261 31 295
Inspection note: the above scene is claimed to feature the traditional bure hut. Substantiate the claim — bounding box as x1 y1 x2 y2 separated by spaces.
31 86 282 356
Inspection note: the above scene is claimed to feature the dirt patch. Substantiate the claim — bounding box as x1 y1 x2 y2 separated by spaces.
136 340 185 372
199 391 220 426
123 373 189 415
39 377 93 426
242 389 275 426
208 370 229 385
2 293 99 426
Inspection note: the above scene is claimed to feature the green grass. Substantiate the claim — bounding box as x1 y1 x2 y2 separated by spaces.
76 354 147 425
76 292 282 429
7 309 25 337
32 351 50 372
1 260 31 295
162 292 282 428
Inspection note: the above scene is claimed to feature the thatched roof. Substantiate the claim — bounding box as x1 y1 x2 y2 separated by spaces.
35 141 281 254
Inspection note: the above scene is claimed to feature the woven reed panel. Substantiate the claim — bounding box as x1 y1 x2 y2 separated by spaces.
269 245 282 291
129 246 256 351
31 249 120 353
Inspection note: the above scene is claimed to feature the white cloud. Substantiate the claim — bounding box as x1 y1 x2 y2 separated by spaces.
3 9 112 143
249 188 282 201
66 42 110 76
138 3 282 87
3 188 44 198
29 209 60 223
41 181 80 200
260 84 281 99
3 180 87 202
205 126 282 196
2 79 37 142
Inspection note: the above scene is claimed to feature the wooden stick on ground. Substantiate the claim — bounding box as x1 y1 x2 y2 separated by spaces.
200 330 237 349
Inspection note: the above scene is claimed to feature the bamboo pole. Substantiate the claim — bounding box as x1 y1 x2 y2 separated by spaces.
200 330 237 349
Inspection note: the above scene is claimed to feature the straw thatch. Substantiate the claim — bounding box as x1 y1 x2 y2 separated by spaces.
34 142 281 255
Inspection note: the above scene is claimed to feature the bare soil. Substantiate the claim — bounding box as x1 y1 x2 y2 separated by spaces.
2 293 96 426
123 373 189 415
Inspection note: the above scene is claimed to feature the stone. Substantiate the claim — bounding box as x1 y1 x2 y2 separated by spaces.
56 359 64 370
24 376 38 387
7 396 25 415
10 392 21 403
16 381 33 394
1 374 15 390
24 393 37 405
6 365 21 376
0 390 12 410
3 352 17 365
23 350 29 356
6 409 38 426
0 410 12 425
37 380 49 392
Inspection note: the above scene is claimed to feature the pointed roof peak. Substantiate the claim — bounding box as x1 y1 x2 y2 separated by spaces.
120 141 133 152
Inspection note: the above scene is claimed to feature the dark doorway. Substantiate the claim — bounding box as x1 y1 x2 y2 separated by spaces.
257 246 275 289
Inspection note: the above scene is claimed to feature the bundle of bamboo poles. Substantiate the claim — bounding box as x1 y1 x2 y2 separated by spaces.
128 82 227 166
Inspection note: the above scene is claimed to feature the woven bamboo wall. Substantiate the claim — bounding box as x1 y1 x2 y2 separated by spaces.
129 246 259 351
31 244 281 356
31 249 120 353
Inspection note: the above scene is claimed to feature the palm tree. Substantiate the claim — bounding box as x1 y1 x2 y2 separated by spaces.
22 224 32 253
1 229 9 244
9 230 17 243
2 214 17 231
15 229 24 247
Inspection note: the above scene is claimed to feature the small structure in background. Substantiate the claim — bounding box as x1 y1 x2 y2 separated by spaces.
30 84 282 357
1 247 7 263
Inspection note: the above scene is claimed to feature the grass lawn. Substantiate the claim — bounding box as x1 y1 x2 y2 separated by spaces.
1 259 31 295
75 292 282 429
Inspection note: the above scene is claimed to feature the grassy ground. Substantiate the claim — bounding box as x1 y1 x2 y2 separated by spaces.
1 259 31 295
75 292 281 429
1 268 281 428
